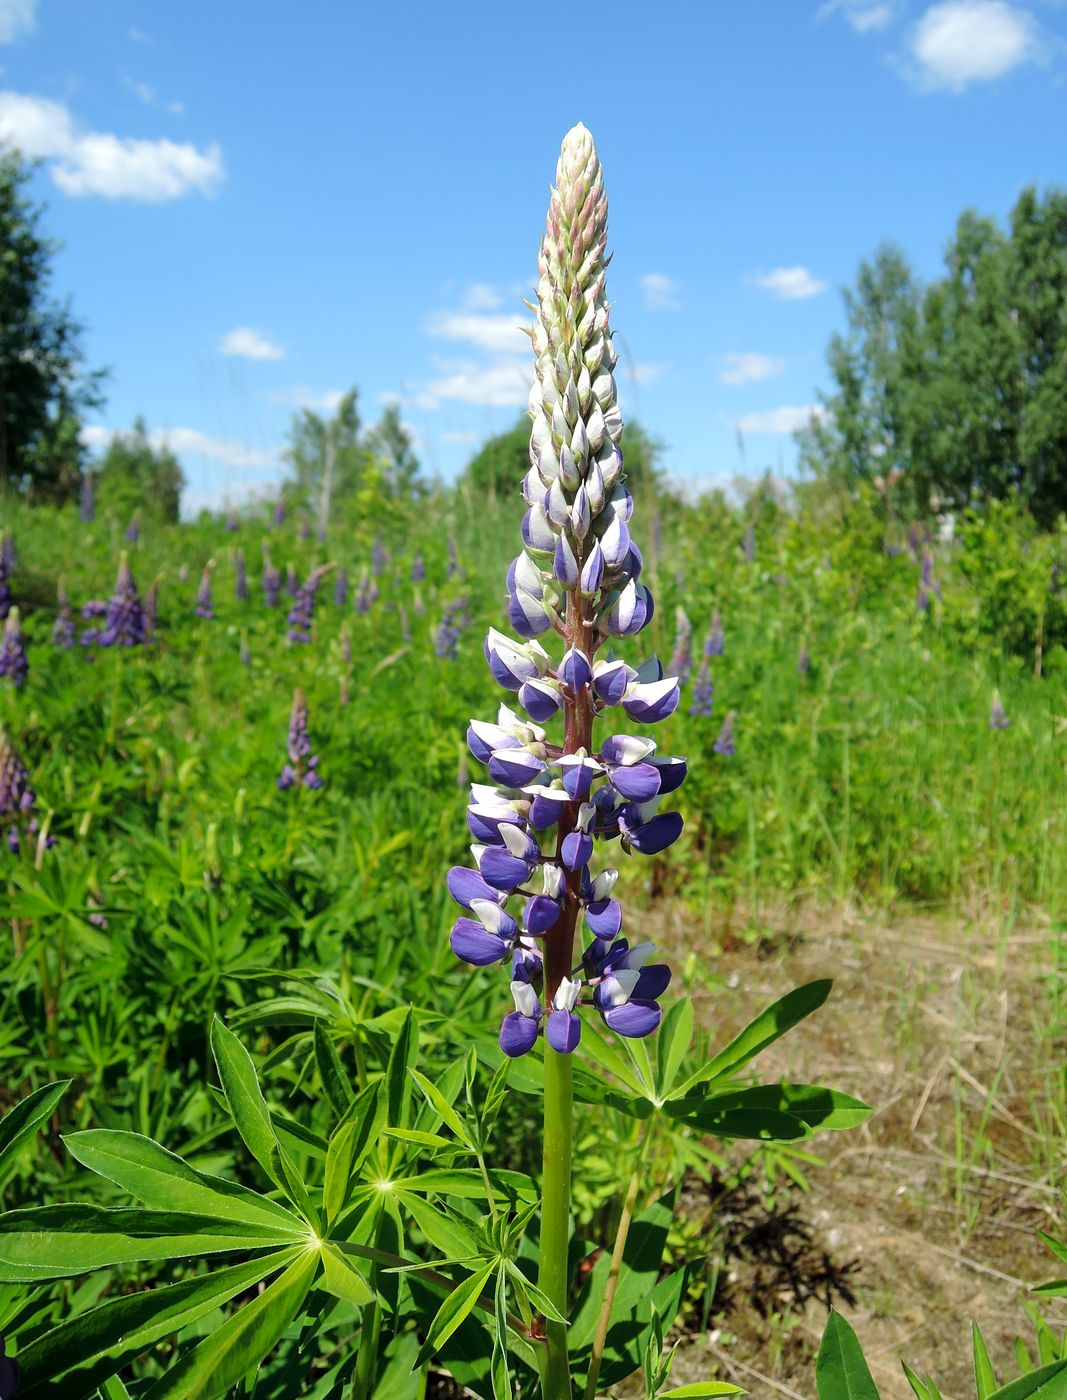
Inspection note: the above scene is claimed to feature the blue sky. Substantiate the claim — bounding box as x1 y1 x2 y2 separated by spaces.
1 0 1064 514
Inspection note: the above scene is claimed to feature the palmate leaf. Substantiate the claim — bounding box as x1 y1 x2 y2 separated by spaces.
816 1312 881 1399
0 1204 300 1281
655 999 694 1100
323 1082 383 1224
0 1081 71 1178
141 1247 319 1400
657 1386 744 1397
570 1194 675 1352
414 1262 495 1369
671 980 833 1099
62 1130 304 1233
667 1084 872 1142
209 1019 284 1190
16 1248 302 1400
313 1020 354 1118
987 1362 1067 1399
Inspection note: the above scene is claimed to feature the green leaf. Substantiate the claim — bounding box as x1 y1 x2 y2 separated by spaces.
571 1194 674 1350
142 1247 319 1400
658 1386 745 1397
490 1265 512 1400
99 1379 131 1400
382 1128 453 1149
209 1019 283 1190
386 1010 418 1132
324 1082 383 1224
411 1070 474 1148
815 1311 881 1400
901 1365 937 1400
63 1131 303 1233
16 1249 299 1398
672 981 833 1099
668 1084 872 1138
313 1022 354 1118
398 1192 481 1260
974 1322 998 1399
656 1001 694 1099
320 1243 375 1307
987 1361 1067 1400
0 1205 299 1281
504 1264 567 1326
414 1263 494 1369
0 1081 70 1175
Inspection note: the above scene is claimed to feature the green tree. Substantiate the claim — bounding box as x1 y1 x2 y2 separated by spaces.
282 389 372 527
0 147 105 502
363 401 422 497
96 417 185 523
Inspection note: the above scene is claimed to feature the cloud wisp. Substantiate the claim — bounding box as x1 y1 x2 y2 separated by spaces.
719 352 787 385
910 0 1040 92
0 90 223 200
733 405 827 434
753 266 827 300
640 272 681 312
219 327 286 361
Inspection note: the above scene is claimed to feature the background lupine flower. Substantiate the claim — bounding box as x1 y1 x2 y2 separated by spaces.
446 533 459 579
0 549 10 622
277 689 323 790
372 536 387 575
412 552 426 583
79 470 95 522
741 522 755 562
689 654 714 717
354 571 371 614
0 609 28 687
798 641 811 675
0 729 40 853
234 549 248 602
706 610 725 656
398 602 411 644
286 565 328 644
668 606 692 684
286 563 300 598
225 512 239 533
435 596 469 660
917 546 941 615
989 690 1010 729
340 624 352 664
52 583 74 650
0 535 14 573
240 630 251 668
178 563 189 583
273 500 286 526
334 566 348 607
262 550 281 607
99 553 145 648
298 521 310 541
125 514 140 543
714 710 736 757
448 126 682 1061
195 562 216 619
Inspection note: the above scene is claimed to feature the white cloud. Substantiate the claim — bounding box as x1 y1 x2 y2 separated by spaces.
0 0 34 42
417 359 532 410
640 272 681 312
733 405 827 434
818 0 898 32
123 76 156 106
623 361 668 387
425 309 531 356
911 1 1039 91
753 266 827 300
219 327 285 361
81 424 274 470
0 90 224 200
442 429 480 444
719 352 787 385
462 282 503 311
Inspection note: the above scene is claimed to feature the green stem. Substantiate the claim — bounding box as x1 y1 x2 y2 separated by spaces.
539 1044 573 1399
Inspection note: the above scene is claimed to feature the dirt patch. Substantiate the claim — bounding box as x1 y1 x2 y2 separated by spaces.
657 903 1067 1399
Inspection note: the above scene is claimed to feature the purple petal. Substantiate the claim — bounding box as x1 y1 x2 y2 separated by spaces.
450 919 509 966
584 898 622 941
500 1011 541 1057
519 678 563 722
609 763 661 802
634 964 672 1000
592 661 630 706
546 1009 582 1054
478 846 534 891
561 831 593 871
650 757 688 795
626 811 683 856
559 648 593 692
602 999 662 1038
523 894 561 935
528 789 569 830
488 750 545 786
447 866 503 908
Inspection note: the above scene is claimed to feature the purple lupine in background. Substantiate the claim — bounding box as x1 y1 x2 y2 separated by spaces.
277 689 323 790
143 577 160 638
1 535 14 573
435 596 469 660
989 690 1010 730
340 624 352 664
0 609 28 687
668 606 692 685
354 570 371 614
798 641 810 675
411 551 426 583
195 562 216 620
398 602 411 644
689 653 714 717
286 565 328 644
298 521 311 541
448 126 680 1060
79 470 96 523
225 512 239 533
334 566 348 608
262 549 281 607
0 545 10 622
713 710 736 757
741 522 755 562
178 563 189 583
1 729 40 853
706 610 725 656
125 514 140 544
98 553 146 648
916 546 941 615
52 583 74 650
234 548 248 602
412 586 425 617
273 500 286 526
446 532 459 580
371 535 387 575
286 563 300 598
240 630 251 668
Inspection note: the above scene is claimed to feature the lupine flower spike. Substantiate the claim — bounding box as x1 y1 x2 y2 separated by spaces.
714 710 736 757
225 512 239 533
448 124 683 1060
125 514 140 544
0 728 41 853
0 609 28 687
52 583 74 650
989 690 1009 730
98 554 146 648
79 470 95 523
234 549 248 602
707 610 725 655
195 562 216 620
412 552 426 583
287 565 329 644
277 689 323 790
668 606 692 685
798 640 810 675
435 597 469 660
262 549 281 607
334 567 348 608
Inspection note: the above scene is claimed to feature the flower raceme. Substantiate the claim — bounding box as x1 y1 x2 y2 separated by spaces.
277 689 323 791
447 124 684 1059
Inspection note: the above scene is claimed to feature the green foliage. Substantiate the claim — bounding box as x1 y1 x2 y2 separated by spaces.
96 417 185 525
0 146 105 503
801 186 1067 526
